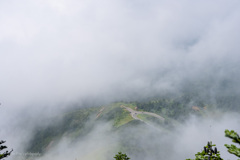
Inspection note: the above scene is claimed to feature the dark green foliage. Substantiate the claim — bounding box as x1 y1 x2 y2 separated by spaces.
114 152 130 160
99 107 123 122
0 140 12 159
27 107 98 153
224 129 240 158
135 95 202 121
186 141 223 160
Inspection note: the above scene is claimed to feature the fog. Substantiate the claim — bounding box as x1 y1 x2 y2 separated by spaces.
9 113 240 160
1 0 240 159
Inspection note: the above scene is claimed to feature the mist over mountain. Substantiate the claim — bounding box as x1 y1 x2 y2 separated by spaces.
1 0 240 160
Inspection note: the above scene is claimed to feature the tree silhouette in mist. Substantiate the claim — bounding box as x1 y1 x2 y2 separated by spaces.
114 152 130 160
224 129 240 158
0 140 12 159
186 141 223 160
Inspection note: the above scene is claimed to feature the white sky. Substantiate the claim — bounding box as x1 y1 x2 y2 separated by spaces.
0 0 240 108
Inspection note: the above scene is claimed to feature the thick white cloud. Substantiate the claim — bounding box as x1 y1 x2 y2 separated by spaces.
1 0 240 108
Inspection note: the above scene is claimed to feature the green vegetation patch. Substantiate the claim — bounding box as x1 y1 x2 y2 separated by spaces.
98 104 134 128
114 109 134 127
137 114 164 126
27 107 99 153
137 114 150 121
123 103 137 110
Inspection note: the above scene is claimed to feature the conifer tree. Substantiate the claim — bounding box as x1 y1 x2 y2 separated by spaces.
224 129 240 159
186 141 223 160
114 152 130 160
0 140 12 159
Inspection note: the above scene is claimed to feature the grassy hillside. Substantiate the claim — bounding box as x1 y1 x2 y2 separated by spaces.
26 98 210 154
96 102 134 127
27 107 99 153
26 102 138 153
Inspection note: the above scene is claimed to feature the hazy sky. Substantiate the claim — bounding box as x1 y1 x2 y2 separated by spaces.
1 0 240 109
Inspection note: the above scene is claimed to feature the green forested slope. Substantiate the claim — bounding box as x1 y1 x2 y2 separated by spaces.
26 91 240 155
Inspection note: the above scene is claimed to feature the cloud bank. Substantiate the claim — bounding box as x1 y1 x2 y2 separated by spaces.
8 112 240 160
1 0 240 108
